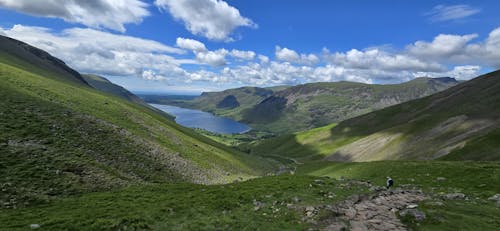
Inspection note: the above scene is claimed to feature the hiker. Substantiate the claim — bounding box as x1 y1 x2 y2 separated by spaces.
386 176 394 189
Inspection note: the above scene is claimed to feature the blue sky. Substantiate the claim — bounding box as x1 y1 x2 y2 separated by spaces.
1 0 500 94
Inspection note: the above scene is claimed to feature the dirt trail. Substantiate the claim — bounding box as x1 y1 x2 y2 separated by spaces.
323 188 427 231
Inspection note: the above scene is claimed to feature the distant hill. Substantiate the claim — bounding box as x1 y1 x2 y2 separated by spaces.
160 78 458 134
0 36 274 208
247 70 500 162
82 74 143 104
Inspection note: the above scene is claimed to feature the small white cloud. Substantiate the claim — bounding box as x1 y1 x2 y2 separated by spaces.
176 37 207 52
229 49 255 60
275 46 299 62
258 55 269 63
407 34 478 59
155 0 256 41
0 0 150 32
141 70 167 81
195 49 228 66
425 4 481 22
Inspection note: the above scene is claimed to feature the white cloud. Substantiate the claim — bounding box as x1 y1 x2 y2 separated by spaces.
275 46 299 62
155 0 256 41
258 55 269 63
176 37 207 52
1 24 188 79
326 48 445 72
275 46 319 65
425 4 481 22
229 49 255 60
407 34 478 60
0 0 149 32
195 49 228 66
142 70 167 81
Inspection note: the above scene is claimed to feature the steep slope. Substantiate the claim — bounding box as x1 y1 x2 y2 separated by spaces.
0 37 274 208
82 74 143 104
243 77 458 133
0 35 88 86
247 70 500 162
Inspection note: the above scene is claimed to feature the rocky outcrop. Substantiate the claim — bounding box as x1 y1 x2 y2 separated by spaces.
320 189 427 230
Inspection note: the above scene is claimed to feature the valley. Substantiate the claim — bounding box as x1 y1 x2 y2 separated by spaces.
1 23 500 231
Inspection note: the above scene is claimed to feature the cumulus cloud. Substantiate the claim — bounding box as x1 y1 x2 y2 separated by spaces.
176 37 207 52
1 24 187 80
142 70 167 81
155 0 256 41
0 0 149 32
425 4 481 22
195 49 228 66
325 48 445 72
229 49 255 60
407 34 478 61
275 46 319 65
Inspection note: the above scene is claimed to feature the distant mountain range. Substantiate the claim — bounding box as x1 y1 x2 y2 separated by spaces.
156 78 458 133
247 70 500 162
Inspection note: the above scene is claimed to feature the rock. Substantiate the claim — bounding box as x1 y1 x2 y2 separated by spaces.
442 193 466 200
292 196 301 203
314 179 324 184
30 224 40 229
406 204 418 209
399 208 426 221
305 206 316 217
488 194 500 202
369 186 383 192
436 177 447 181
350 221 369 231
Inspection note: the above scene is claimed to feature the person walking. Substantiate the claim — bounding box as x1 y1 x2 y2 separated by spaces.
386 176 394 189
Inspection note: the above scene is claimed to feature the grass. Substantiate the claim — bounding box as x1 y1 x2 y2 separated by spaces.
0 175 369 231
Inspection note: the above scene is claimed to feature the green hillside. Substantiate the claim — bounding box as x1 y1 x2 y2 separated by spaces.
81 74 144 104
244 78 459 133
247 70 500 162
0 36 275 208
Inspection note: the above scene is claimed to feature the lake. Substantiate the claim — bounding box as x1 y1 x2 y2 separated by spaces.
150 104 251 134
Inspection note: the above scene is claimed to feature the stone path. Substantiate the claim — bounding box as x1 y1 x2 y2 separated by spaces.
322 189 427 231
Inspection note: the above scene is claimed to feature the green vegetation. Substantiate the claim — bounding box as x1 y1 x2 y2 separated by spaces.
81 74 144 104
0 175 369 231
0 36 275 209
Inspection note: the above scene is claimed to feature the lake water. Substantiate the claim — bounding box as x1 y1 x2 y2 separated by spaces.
150 104 251 134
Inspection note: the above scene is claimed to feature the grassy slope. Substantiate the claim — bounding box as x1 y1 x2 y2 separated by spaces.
247 71 500 162
81 74 144 104
0 46 275 208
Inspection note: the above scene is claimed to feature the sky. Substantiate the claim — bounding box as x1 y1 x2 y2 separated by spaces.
1 0 500 94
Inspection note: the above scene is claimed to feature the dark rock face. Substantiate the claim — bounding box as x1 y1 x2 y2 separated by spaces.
244 96 287 123
216 95 240 109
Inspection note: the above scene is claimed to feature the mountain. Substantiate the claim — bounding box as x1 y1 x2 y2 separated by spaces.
81 74 143 104
0 36 274 208
158 78 458 134
150 86 289 121
243 77 459 133
247 70 500 162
